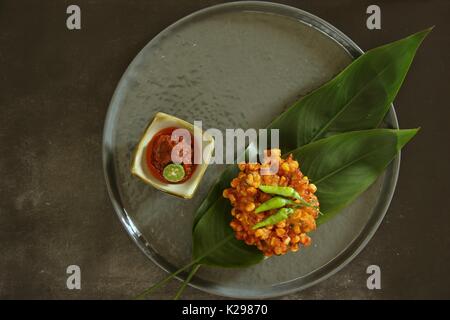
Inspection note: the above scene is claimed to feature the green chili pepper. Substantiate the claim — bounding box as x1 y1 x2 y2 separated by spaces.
252 208 294 230
255 196 296 213
259 185 315 208
258 185 300 199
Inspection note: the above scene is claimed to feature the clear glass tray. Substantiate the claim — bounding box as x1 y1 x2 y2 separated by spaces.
102 1 399 298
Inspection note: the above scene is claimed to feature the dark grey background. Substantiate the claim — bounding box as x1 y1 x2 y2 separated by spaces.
1 0 449 299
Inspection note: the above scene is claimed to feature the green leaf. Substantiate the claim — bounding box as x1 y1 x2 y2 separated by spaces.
190 29 429 269
193 196 264 267
291 129 419 224
192 129 417 267
193 29 430 230
139 129 418 298
192 165 239 231
267 28 431 151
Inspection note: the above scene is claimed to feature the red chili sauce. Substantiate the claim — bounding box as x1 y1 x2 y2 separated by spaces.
145 127 196 183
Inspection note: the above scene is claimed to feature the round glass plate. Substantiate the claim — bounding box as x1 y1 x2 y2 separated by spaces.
103 1 399 298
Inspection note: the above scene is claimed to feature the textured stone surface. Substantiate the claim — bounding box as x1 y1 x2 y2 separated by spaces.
1 0 449 299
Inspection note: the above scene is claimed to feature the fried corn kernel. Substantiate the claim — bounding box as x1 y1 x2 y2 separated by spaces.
231 178 240 188
246 187 257 196
224 149 320 256
245 203 256 212
281 162 290 172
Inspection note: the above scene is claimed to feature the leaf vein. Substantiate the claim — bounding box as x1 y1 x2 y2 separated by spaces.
313 149 379 185
309 52 401 143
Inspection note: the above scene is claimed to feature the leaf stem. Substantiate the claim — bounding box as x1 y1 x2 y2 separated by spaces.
290 203 323 216
136 234 233 299
173 264 201 300
135 260 198 299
